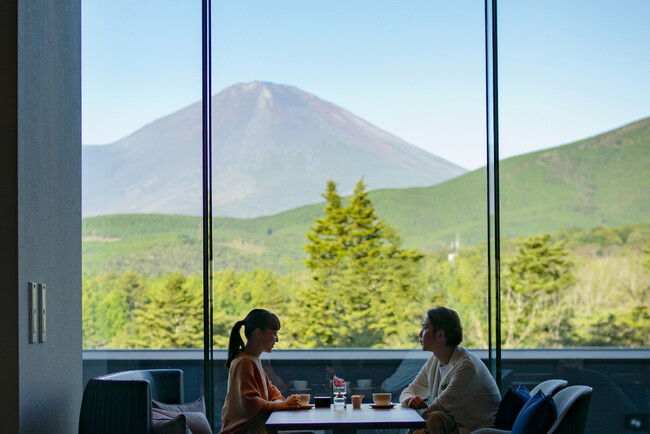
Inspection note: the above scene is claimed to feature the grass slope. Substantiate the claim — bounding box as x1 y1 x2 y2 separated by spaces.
83 117 650 275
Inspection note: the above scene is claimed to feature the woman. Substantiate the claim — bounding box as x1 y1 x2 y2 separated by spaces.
220 309 300 434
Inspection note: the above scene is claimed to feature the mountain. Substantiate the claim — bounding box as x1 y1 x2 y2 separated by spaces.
82 82 466 218
83 116 650 275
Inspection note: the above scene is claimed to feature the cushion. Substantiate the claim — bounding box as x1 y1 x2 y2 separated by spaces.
153 408 212 434
152 411 190 434
153 396 206 414
511 390 557 434
494 384 531 429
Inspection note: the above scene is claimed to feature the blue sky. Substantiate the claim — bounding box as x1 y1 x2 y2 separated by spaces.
82 0 650 170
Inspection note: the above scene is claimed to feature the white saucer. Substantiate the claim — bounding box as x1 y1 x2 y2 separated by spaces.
370 403 395 409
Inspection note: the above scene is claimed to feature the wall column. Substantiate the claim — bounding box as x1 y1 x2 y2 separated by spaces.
1 0 82 432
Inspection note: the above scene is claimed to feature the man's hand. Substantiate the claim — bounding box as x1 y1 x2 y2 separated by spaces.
407 396 428 410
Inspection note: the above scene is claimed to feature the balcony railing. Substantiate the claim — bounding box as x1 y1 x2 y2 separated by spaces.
83 348 650 433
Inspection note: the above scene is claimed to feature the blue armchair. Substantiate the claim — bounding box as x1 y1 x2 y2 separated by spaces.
79 369 184 434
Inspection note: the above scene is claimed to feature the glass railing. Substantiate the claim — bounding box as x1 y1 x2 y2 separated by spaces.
83 347 650 433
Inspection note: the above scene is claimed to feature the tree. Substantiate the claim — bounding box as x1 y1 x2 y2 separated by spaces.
108 271 146 347
82 272 130 348
290 180 352 347
82 273 111 348
420 244 490 348
291 179 423 348
212 268 289 348
570 305 649 347
303 179 349 271
502 234 575 347
128 272 203 348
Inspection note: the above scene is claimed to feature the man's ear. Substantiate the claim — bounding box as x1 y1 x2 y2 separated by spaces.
437 329 446 343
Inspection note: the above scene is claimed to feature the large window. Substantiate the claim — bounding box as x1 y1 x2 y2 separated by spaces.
81 1 649 433
209 0 487 347
209 0 490 429
497 2 650 432
498 1 650 350
81 0 205 383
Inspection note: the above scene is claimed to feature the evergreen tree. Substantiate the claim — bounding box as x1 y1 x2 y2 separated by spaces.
304 180 349 271
130 272 203 348
293 179 423 348
420 244 490 348
502 234 575 347
82 274 107 348
117 271 146 313
109 271 147 348
82 272 129 348
212 268 290 348
292 180 349 346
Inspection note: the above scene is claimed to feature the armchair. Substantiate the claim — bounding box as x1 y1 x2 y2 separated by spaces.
471 385 593 434
79 369 184 434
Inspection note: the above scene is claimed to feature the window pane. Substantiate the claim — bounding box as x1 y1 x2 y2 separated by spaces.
81 0 205 399
499 2 650 433
211 1 489 431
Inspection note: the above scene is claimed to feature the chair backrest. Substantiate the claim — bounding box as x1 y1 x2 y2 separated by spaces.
530 379 568 397
79 369 184 434
100 369 184 403
547 385 593 434
559 366 644 433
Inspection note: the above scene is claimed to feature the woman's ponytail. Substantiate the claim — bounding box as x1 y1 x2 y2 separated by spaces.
224 309 281 369
225 320 246 368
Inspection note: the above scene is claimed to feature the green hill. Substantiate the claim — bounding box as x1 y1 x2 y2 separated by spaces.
375 116 650 248
83 116 650 275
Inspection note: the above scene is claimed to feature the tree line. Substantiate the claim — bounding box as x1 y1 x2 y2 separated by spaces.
83 180 650 349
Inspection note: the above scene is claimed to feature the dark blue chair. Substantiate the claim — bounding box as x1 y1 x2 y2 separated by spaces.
79 369 184 434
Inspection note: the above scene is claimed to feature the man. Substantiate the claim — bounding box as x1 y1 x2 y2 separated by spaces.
400 307 500 434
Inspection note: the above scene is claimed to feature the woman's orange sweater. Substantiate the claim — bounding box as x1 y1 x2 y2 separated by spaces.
220 352 285 433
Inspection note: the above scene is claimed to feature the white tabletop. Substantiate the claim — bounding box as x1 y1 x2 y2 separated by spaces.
265 403 425 433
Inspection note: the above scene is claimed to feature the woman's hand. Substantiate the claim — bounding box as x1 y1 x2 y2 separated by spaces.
407 396 428 410
278 394 301 410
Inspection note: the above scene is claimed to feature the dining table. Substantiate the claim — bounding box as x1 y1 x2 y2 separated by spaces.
265 403 426 433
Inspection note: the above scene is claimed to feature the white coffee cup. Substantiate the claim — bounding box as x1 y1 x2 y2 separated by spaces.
292 380 308 390
357 379 371 389
297 394 311 406
372 393 391 406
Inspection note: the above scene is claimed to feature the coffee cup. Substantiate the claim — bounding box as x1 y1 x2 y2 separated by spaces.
292 380 308 390
297 394 311 406
352 395 363 409
372 393 391 406
357 379 371 389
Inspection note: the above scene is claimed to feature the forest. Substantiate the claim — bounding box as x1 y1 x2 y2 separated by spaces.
82 181 650 350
